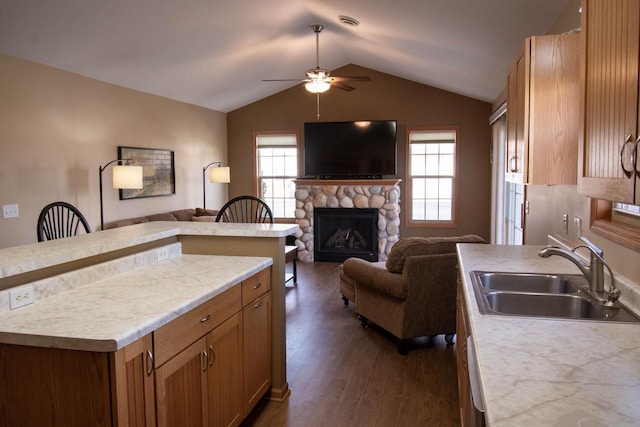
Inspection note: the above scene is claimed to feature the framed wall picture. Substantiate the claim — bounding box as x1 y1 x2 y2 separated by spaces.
118 146 175 199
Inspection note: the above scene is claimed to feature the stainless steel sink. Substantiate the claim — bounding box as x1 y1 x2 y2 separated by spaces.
476 272 584 294
470 271 640 323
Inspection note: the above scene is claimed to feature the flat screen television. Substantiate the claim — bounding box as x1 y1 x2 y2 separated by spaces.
303 120 397 179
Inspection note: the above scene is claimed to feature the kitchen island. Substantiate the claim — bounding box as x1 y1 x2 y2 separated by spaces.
0 221 299 425
457 243 640 426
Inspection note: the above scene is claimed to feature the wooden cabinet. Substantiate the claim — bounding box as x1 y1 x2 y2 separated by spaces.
242 268 272 414
155 312 244 427
155 286 244 427
506 33 580 185
111 333 156 427
578 0 640 203
456 279 472 427
456 278 485 427
0 334 153 427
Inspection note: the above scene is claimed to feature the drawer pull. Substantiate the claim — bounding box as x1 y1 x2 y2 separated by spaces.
253 282 263 289
254 302 263 309
200 314 212 323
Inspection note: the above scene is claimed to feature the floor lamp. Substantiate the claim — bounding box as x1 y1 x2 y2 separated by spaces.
202 162 230 210
99 159 143 230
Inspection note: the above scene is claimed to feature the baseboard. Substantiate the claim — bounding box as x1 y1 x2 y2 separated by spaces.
268 382 291 402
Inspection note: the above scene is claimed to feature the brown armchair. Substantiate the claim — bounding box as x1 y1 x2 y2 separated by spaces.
340 235 486 353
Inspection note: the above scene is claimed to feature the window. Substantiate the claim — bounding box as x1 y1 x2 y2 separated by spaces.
406 127 458 227
254 132 298 219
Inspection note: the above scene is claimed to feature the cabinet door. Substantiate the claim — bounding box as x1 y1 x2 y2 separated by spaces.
111 334 156 427
528 34 579 185
207 312 244 427
156 336 209 427
243 292 272 414
579 0 640 202
456 280 471 427
506 51 526 183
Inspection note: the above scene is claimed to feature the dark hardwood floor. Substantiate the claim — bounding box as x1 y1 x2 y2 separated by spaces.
241 261 461 427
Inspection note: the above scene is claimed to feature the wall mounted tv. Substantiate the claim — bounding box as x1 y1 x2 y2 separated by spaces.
303 120 397 179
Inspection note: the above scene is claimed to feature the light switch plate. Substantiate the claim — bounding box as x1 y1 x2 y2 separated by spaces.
3 204 19 219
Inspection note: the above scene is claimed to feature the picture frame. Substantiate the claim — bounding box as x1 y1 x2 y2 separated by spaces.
118 146 175 199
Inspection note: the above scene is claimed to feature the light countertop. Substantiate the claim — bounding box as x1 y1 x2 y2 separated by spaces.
0 221 298 280
0 248 272 352
457 244 640 427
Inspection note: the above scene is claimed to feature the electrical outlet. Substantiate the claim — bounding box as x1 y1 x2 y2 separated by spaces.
9 284 34 309
2 204 19 219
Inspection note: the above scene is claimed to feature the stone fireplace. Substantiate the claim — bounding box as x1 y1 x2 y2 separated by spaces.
293 179 401 262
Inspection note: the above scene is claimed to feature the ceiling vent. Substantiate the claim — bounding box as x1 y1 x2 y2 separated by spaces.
338 15 360 26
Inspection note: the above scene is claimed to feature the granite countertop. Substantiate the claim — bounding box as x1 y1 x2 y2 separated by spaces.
0 221 298 280
457 244 640 427
0 251 272 352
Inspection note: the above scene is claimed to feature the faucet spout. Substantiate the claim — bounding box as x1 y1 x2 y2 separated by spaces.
538 246 592 282
538 237 619 304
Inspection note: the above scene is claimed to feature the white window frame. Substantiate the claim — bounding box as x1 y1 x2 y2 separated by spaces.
405 126 459 228
254 131 299 220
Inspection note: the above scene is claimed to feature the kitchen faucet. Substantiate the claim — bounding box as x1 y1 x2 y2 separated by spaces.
538 236 620 306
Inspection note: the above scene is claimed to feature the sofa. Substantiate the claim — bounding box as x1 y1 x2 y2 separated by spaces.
340 235 486 353
104 208 218 229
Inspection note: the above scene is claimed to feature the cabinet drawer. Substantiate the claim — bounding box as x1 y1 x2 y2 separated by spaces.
154 285 241 367
241 267 271 307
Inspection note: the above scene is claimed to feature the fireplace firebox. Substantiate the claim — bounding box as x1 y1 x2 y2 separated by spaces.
314 208 378 262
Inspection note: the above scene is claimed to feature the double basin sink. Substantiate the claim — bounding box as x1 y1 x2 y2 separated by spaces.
471 272 640 323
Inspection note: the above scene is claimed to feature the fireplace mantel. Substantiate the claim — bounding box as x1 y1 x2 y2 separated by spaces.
293 180 402 262
293 179 401 186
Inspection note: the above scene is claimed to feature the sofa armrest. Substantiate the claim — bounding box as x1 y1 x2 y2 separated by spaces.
342 257 406 299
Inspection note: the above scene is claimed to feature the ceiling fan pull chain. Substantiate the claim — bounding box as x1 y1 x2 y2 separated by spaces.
316 93 321 120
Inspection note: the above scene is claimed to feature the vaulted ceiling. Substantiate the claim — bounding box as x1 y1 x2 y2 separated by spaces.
0 0 573 112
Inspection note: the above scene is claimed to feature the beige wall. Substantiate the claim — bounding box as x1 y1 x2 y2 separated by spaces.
227 64 492 240
0 54 228 249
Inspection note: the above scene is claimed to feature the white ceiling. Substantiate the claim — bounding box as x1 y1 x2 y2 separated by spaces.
0 0 572 112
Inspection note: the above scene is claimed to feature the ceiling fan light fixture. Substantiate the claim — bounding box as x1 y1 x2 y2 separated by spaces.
305 80 331 93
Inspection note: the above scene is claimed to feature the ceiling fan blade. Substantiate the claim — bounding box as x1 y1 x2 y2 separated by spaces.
330 76 371 82
262 78 305 82
331 81 355 91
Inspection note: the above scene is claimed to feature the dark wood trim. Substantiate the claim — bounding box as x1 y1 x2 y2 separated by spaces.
590 199 640 251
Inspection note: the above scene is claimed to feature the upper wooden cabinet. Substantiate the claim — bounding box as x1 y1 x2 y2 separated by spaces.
578 0 640 203
506 33 580 184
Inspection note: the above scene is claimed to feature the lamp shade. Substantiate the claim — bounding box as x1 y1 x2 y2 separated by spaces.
210 166 230 183
113 165 143 189
305 80 330 93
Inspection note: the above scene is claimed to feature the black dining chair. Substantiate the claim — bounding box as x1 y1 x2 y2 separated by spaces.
216 195 298 285
37 201 91 242
215 195 274 224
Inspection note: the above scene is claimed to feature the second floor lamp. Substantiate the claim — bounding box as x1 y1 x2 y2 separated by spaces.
99 159 143 230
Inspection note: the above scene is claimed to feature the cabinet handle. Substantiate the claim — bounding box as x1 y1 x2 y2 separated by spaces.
208 344 216 366
620 134 635 178
253 282 262 289
635 136 640 175
145 350 155 376
200 314 211 323
202 350 208 372
508 155 519 172
253 302 263 309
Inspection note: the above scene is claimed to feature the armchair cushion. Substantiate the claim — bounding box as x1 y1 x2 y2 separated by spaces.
342 258 406 299
385 235 486 273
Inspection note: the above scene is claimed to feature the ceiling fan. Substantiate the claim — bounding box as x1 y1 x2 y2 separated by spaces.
263 23 370 118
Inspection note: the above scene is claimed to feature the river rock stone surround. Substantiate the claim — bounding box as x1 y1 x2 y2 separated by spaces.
292 180 401 262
